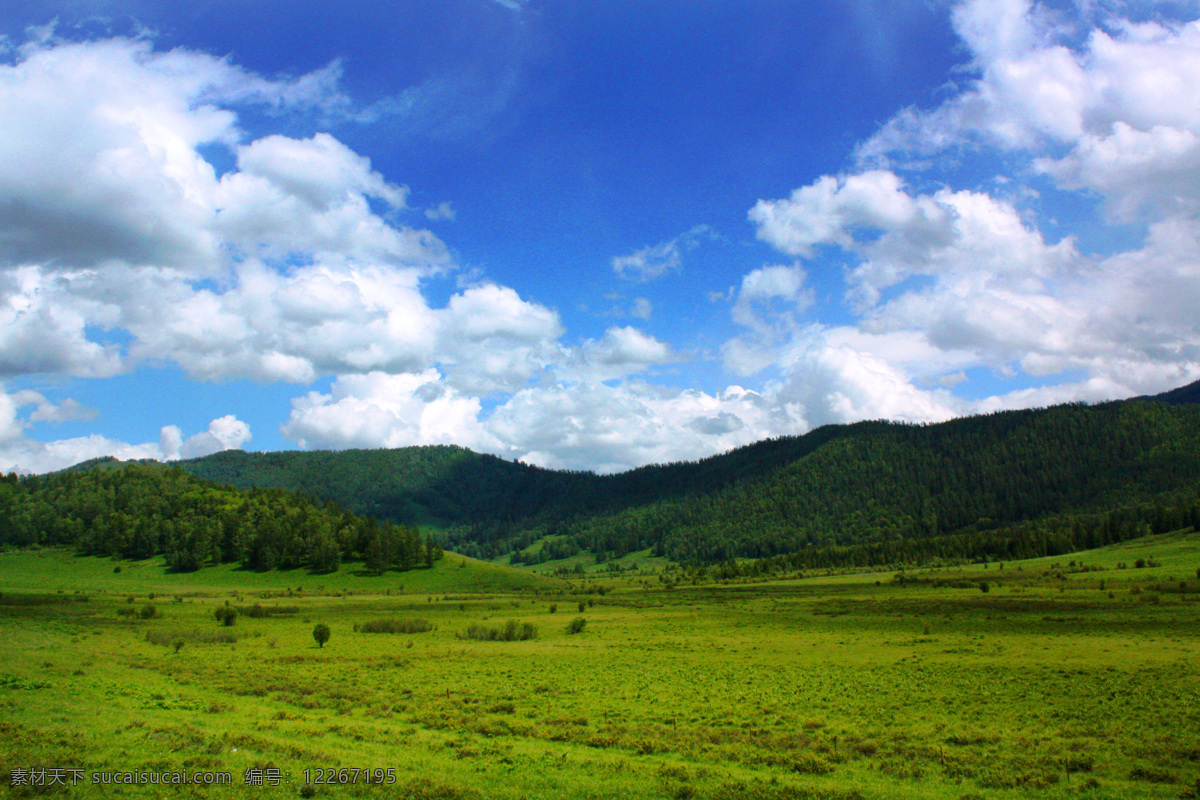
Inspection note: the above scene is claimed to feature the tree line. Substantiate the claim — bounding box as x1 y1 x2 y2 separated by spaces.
0 464 441 574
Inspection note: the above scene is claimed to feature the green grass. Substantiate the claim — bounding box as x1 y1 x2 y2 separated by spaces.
0 549 556 596
2 537 1199 799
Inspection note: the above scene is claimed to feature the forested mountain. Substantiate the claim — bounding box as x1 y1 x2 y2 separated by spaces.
0 464 441 574
167 383 1200 568
14 381 1200 573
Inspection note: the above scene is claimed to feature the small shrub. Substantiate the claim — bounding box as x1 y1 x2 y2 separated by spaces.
979 582 990 593
549 604 557 614
1129 766 1177 783
313 624 331 648
790 752 834 775
1063 756 1094 773
112 566 122 573
139 603 157 619
578 602 586 613
172 640 184 654
215 605 237 626
567 617 587 635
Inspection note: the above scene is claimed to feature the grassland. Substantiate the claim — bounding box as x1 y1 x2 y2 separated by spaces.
2 533 1199 799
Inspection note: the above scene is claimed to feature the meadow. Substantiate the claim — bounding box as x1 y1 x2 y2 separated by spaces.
2 531 1199 800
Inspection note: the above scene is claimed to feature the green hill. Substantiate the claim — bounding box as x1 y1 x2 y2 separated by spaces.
20 380 1200 573
0 463 442 576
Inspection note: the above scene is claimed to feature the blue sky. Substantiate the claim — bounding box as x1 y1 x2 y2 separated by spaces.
3 0 1200 473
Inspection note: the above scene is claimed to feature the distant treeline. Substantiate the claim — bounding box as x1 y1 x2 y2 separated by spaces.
704 488 1200 579
0 464 441 574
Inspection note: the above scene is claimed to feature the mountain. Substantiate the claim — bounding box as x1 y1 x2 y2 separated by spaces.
15 381 1200 573
160 384 1200 569
0 462 440 574
1140 377 1200 405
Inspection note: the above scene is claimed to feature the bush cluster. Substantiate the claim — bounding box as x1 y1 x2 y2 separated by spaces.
461 620 537 641
145 629 237 646
359 619 434 634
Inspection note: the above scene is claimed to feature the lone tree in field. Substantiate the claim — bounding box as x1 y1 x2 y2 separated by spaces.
313 623 331 648
214 603 237 626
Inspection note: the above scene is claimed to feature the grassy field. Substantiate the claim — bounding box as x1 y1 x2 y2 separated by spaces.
2 534 1199 799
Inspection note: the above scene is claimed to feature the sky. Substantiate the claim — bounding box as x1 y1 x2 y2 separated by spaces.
3 0 1200 474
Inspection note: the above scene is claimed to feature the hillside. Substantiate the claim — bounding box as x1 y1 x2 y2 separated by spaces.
0 463 442 575
162 382 1200 569
566 399 1200 568
175 427 859 531
19 379 1200 572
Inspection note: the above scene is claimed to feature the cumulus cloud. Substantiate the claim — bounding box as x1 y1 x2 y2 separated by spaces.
162 414 253 460
732 0 1200 432
0 267 126 378
0 385 251 474
857 0 1200 219
574 326 674 382
0 36 561 395
283 370 496 451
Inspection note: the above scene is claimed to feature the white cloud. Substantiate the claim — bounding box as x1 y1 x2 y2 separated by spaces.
744 163 1200 409
281 370 498 452
486 381 791 472
774 327 961 429
27 397 97 423
425 201 457 221
858 0 1200 220
750 171 942 259
0 37 562 394
630 297 653 320
0 385 251 474
747 0 1200 431
612 225 716 282
0 267 126 378
280 367 796 475
216 134 444 267
570 326 674 383
730 263 813 331
0 38 352 276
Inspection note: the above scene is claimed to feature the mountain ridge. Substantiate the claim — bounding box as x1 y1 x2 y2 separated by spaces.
164 380 1200 565
22 379 1200 571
